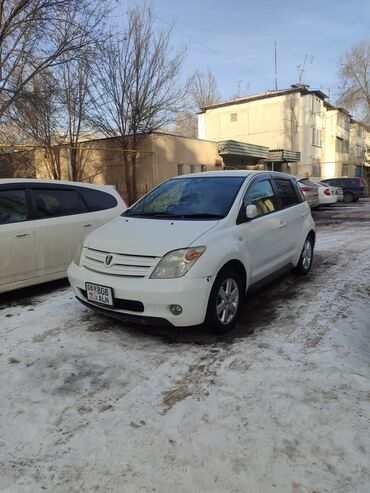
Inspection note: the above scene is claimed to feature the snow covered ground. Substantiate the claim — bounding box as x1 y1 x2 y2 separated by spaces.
1 201 370 493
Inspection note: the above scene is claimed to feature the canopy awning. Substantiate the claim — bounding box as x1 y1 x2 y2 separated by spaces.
267 149 301 162
218 140 269 160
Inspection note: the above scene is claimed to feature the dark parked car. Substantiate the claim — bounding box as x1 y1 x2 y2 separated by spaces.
321 177 368 203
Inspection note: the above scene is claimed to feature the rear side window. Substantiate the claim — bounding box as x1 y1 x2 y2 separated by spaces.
243 179 277 216
79 188 118 211
0 189 27 224
33 189 84 218
274 178 300 208
300 179 317 187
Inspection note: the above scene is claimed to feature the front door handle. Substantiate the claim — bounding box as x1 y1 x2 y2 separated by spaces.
279 222 287 229
83 223 92 228
15 233 30 239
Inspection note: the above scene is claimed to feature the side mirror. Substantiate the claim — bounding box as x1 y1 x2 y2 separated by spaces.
246 204 258 219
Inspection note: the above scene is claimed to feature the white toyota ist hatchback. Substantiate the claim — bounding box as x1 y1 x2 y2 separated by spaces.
68 171 316 334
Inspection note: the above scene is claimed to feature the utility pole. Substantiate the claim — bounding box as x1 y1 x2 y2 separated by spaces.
274 41 278 90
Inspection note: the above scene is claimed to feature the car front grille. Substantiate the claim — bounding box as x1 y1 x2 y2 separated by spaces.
82 247 159 278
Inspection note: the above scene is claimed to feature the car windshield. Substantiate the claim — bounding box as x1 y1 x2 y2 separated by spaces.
123 176 246 219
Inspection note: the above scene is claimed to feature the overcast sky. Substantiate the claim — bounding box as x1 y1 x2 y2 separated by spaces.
117 0 370 103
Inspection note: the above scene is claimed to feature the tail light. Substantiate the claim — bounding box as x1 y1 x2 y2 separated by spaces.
300 187 311 192
324 189 331 196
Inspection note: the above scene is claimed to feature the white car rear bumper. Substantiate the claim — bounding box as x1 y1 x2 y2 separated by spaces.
319 195 337 205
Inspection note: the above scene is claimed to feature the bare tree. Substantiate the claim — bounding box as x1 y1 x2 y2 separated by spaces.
172 69 221 137
10 71 66 178
58 52 95 181
0 0 110 121
9 56 96 180
188 69 221 109
90 5 185 204
337 41 370 122
172 109 198 138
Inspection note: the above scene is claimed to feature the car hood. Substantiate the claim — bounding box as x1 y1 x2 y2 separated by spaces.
84 216 219 257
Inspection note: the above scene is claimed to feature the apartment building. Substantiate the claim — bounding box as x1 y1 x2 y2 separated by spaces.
322 103 350 178
198 84 368 179
348 119 368 177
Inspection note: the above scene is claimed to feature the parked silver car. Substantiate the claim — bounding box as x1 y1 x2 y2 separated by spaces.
297 178 320 209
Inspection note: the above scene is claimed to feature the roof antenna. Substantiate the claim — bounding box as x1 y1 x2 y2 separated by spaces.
297 55 314 84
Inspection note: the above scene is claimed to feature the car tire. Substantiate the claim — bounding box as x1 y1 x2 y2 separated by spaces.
293 236 314 276
343 192 354 203
205 268 243 334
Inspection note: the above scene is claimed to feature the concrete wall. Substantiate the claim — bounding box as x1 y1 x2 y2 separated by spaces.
199 93 295 150
8 133 220 201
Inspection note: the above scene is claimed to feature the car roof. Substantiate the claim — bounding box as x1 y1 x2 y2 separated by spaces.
174 170 294 179
0 178 114 190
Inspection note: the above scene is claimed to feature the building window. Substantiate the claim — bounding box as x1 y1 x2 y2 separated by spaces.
336 137 349 154
189 164 195 173
337 112 349 130
201 165 207 172
177 163 184 175
356 144 364 159
312 96 321 115
230 113 237 122
312 127 322 147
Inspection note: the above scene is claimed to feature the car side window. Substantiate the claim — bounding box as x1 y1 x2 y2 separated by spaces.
33 188 85 218
0 189 28 225
243 179 277 217
273 178 300 208
78 188 118 211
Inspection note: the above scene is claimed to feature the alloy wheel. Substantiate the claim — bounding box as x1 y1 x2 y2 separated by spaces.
216 278 240 325
302 240 313 270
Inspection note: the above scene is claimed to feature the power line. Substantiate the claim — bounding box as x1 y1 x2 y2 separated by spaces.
154 14 274 84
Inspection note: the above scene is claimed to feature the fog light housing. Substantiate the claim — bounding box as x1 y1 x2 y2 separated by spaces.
169 304 183 316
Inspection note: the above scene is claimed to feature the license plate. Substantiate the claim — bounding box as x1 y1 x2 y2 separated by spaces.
86 283 113 306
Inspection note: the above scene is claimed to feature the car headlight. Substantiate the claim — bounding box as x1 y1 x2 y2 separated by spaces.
73 242 84 266
150 246 206 279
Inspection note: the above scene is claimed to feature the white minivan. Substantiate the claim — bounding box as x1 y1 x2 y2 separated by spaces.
0 179 126 293
68 171 316 333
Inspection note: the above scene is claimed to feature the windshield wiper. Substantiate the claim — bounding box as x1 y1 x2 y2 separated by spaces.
123 211 223 219
170 213 223 219
123 211 161 216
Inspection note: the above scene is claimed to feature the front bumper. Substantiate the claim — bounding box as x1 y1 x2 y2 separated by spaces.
67 262 214 327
